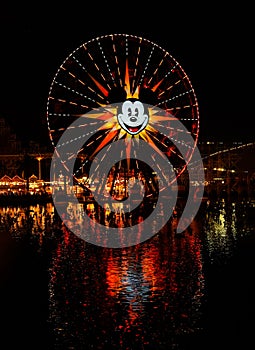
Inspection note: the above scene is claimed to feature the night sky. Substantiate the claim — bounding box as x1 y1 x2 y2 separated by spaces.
0 6 254 147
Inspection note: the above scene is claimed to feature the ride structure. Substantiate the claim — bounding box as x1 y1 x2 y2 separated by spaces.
46 34 200 202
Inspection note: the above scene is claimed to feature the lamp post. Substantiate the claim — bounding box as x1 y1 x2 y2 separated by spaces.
36 156 43 180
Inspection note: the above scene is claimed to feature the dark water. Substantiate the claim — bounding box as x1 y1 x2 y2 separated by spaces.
0 200 255 349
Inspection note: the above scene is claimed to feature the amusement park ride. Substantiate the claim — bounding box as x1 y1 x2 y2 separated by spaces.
46 34 200 204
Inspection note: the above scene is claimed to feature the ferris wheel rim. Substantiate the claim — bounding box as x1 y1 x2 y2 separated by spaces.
46 33 200 185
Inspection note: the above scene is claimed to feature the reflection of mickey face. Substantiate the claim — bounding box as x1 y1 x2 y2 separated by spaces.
117 100 149 135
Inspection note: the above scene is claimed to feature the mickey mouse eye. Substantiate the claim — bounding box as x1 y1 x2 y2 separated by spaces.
128 107 132 116
135 108 139 117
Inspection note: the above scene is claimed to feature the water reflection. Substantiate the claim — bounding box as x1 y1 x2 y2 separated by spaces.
0 202 55 235
1 199 255 348
47 208 205 349
203 200 255 265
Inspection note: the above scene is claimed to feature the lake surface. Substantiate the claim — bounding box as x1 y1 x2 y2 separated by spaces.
0 199 255 349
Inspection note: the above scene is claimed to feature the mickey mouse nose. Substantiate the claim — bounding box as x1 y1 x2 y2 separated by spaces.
130 117 137 122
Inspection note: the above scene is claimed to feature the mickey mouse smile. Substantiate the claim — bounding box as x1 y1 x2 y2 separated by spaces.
123 122 144 133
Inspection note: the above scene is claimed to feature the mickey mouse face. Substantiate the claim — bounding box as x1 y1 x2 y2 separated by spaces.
117 100 149 135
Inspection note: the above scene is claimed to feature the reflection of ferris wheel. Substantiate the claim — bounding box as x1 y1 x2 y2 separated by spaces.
47 34 199 196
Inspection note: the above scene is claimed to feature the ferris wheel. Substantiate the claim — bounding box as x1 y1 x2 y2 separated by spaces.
46 34 199 197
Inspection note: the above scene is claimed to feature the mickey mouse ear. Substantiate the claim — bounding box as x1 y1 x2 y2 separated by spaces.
139 87 158 106
107 85 158 106
108 86 127 103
